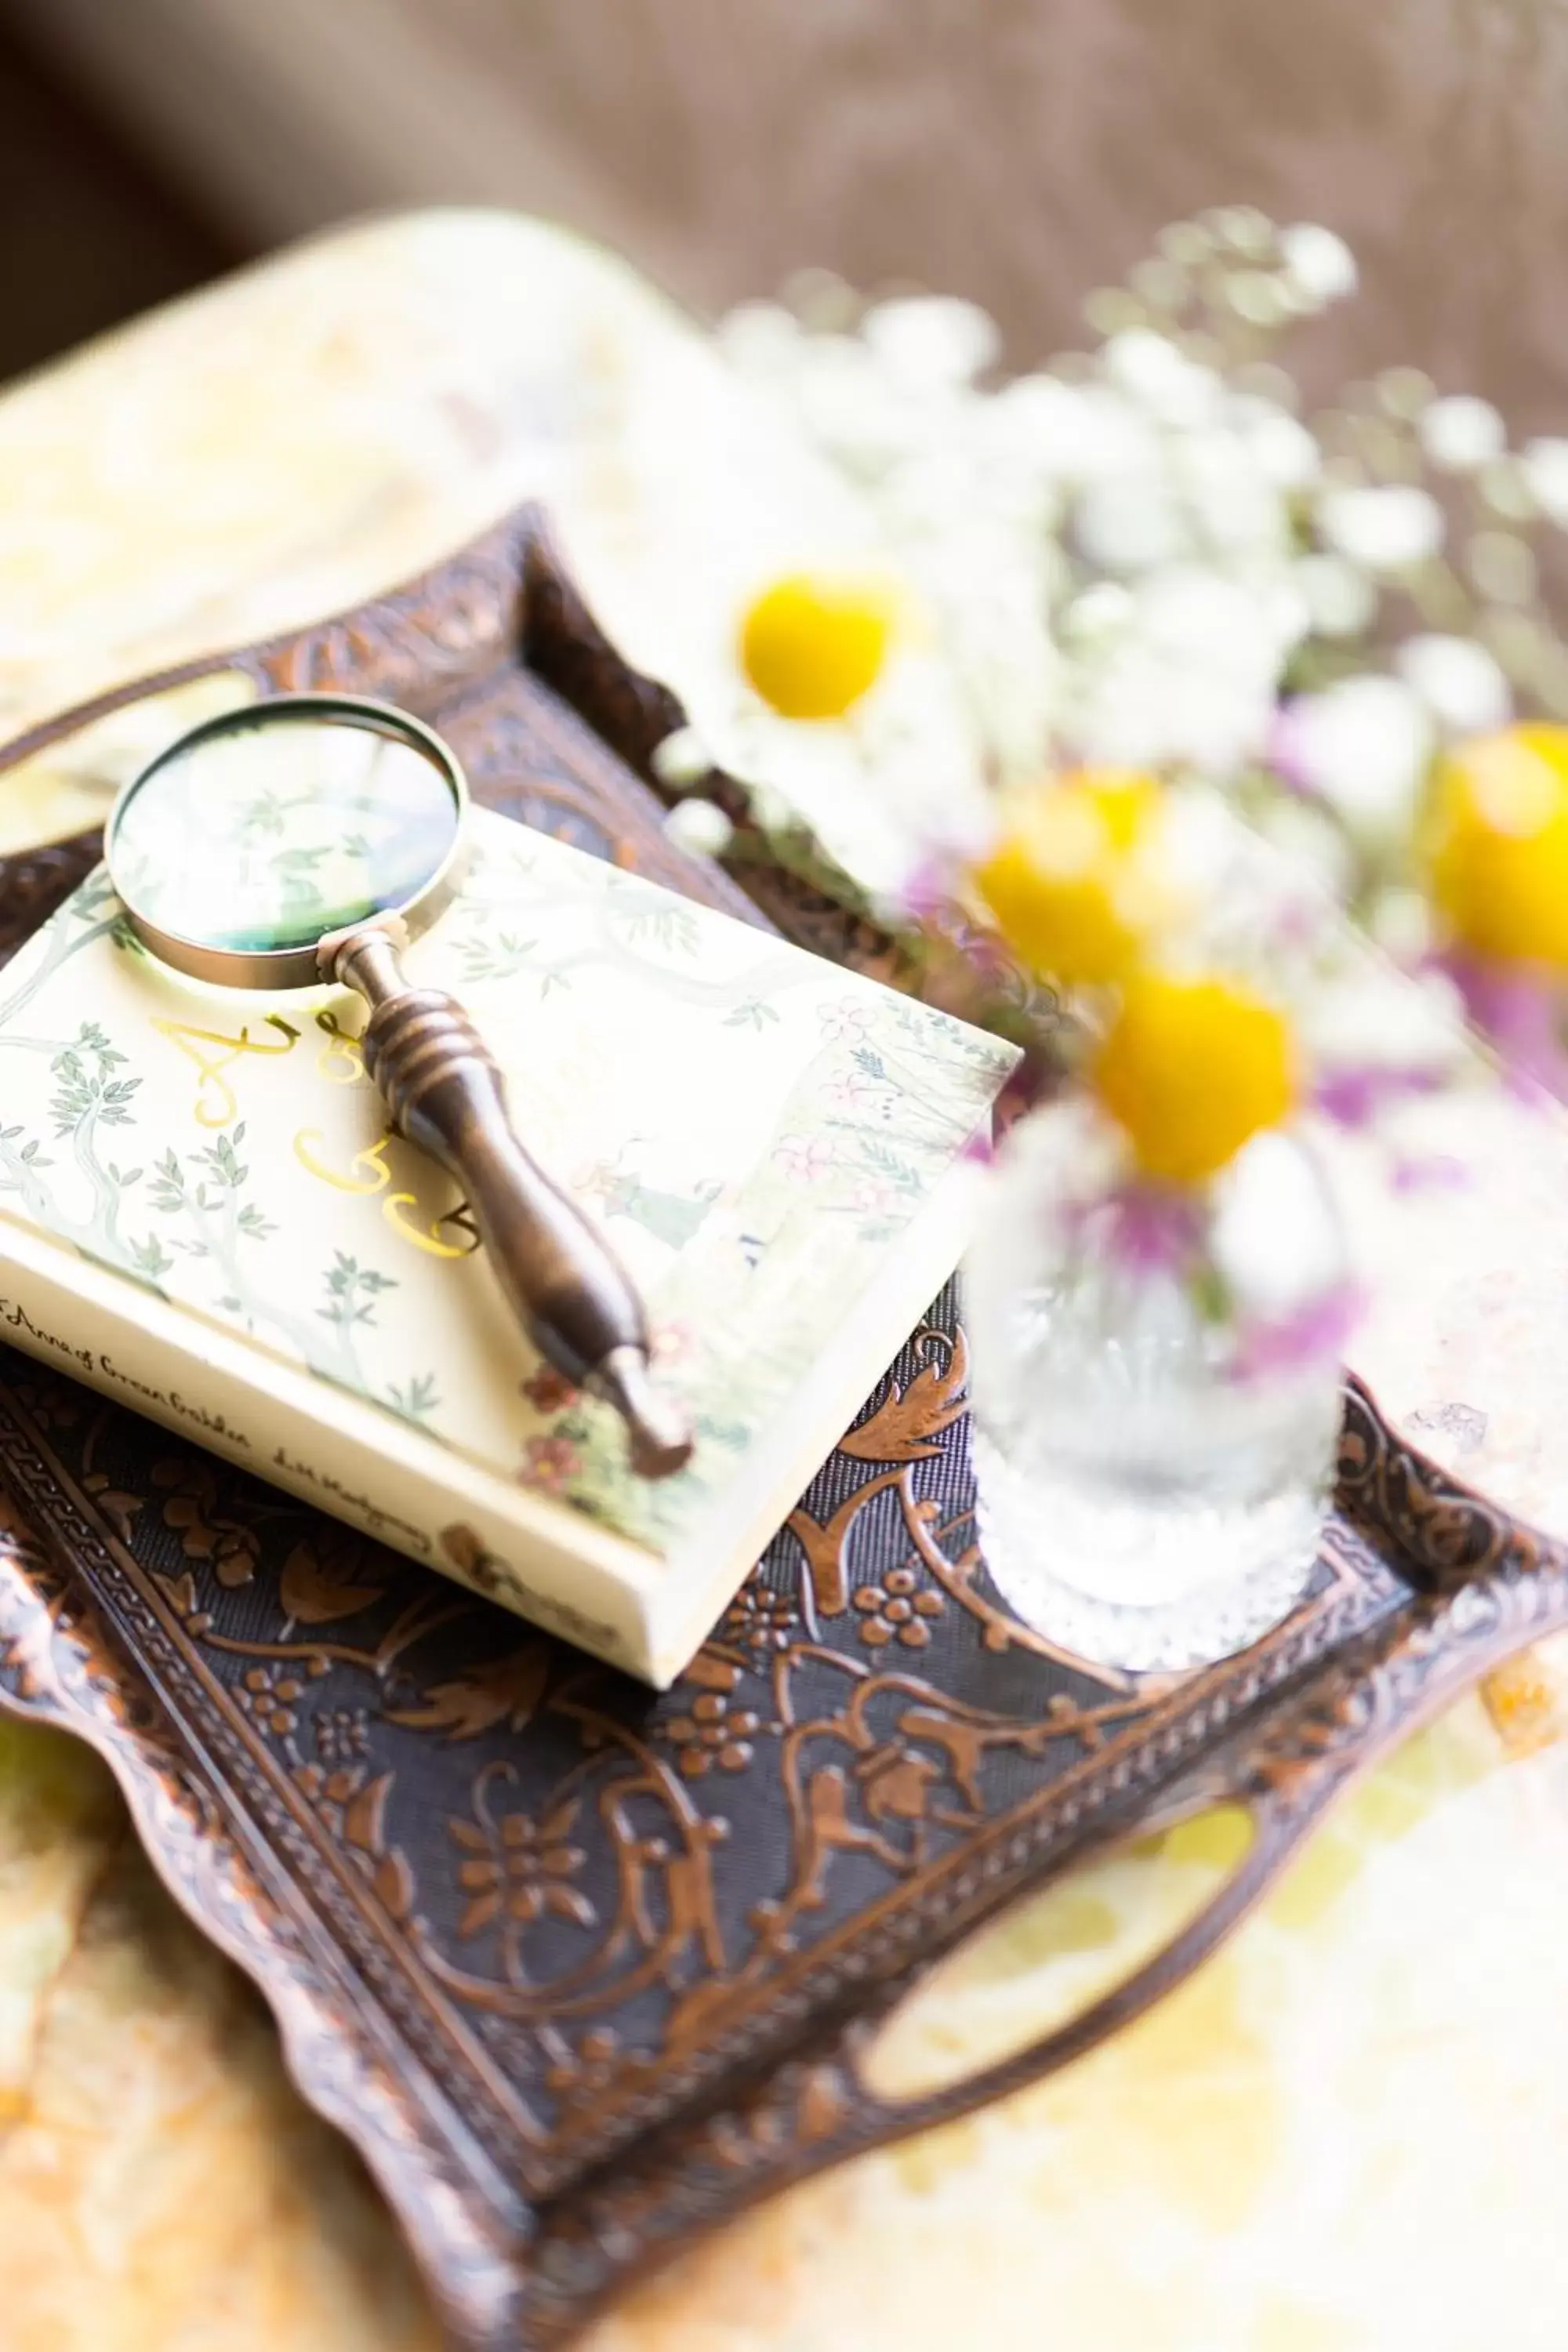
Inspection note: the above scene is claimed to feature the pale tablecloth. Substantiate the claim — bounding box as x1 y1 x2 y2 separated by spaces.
2 212 1567 2352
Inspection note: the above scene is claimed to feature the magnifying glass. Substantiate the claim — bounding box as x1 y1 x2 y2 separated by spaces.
106 692 693 1479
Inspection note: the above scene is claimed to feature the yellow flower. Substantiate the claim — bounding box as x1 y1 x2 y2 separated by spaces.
1428 724 1568 969
1094 972 1298 1185
972 770 1169 986
739 570 898 720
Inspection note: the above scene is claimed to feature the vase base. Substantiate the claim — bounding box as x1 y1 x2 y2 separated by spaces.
972 1435 1323 1674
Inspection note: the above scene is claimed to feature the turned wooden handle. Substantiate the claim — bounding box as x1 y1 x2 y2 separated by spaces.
332 932 691 1479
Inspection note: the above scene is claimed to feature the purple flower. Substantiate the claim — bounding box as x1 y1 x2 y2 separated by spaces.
1435 949 1568 1104
1232 1279 1367 1383
1065 1178 1207 1277
1264 699 1320 800
892 854 952 923
1390 1153 1468 1195
1313 1063 1440 1129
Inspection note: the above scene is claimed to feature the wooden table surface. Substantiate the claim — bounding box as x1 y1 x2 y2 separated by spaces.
2 213 1568 2352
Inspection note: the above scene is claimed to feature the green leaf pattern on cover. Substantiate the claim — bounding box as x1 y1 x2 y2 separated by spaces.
0 818 1015 1551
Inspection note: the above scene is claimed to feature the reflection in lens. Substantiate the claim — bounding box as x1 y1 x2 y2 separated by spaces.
109 710 461 953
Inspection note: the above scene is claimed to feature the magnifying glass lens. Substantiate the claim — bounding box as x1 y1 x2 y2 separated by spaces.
111 712 461 954
102 691 691 1478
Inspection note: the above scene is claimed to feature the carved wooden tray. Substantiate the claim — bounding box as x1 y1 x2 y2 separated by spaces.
0 505 1563 2351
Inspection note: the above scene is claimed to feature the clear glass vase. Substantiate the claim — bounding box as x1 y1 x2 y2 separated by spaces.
965 1102 1350 1674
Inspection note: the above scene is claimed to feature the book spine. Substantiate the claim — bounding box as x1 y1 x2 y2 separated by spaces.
0 1226 662 1681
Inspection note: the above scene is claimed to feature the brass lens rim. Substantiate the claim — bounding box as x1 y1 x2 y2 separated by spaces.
104 692 471 991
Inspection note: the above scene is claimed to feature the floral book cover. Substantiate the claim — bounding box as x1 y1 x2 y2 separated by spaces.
0 807 1013 1681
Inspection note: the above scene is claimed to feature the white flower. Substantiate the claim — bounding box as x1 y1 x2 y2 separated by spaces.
1133 568 1295 681
1062 564 1301 776
1318 484 1443 571
793 335 926 467
745 779 797 838
1061 581 1136 646
1070 641 1275 776
861 296 1000 387
1278 223 1358 306
1100 328 1182 396
990 379 1160 488
1227 270 1292 329
1368 884 1436 966
1257 577 1314 656
1303 962 1459 1082
1073 477 1188 572
979 374 1088 469
879 445 989 529
1521 437 1568 524
1101 329 1221 425
1396 634 1512 735
716 301 804 376
651 726 714 789
1231 404 1322 490
1282 676 1433 848
662 798 735 858
1179 438 1292 557
1254 796 1356 899
927 561 1063 778
1418 395 1506 472
1292 554 1378 638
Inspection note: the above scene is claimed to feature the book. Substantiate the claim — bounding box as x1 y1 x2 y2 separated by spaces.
0 808 1015 1683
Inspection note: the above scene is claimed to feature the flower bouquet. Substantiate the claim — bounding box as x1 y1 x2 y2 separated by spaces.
652 209 1568 1668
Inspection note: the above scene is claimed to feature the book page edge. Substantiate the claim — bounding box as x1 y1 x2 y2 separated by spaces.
0 1212 670 1677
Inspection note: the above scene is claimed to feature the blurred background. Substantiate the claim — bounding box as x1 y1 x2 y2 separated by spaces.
2 0 1567 414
